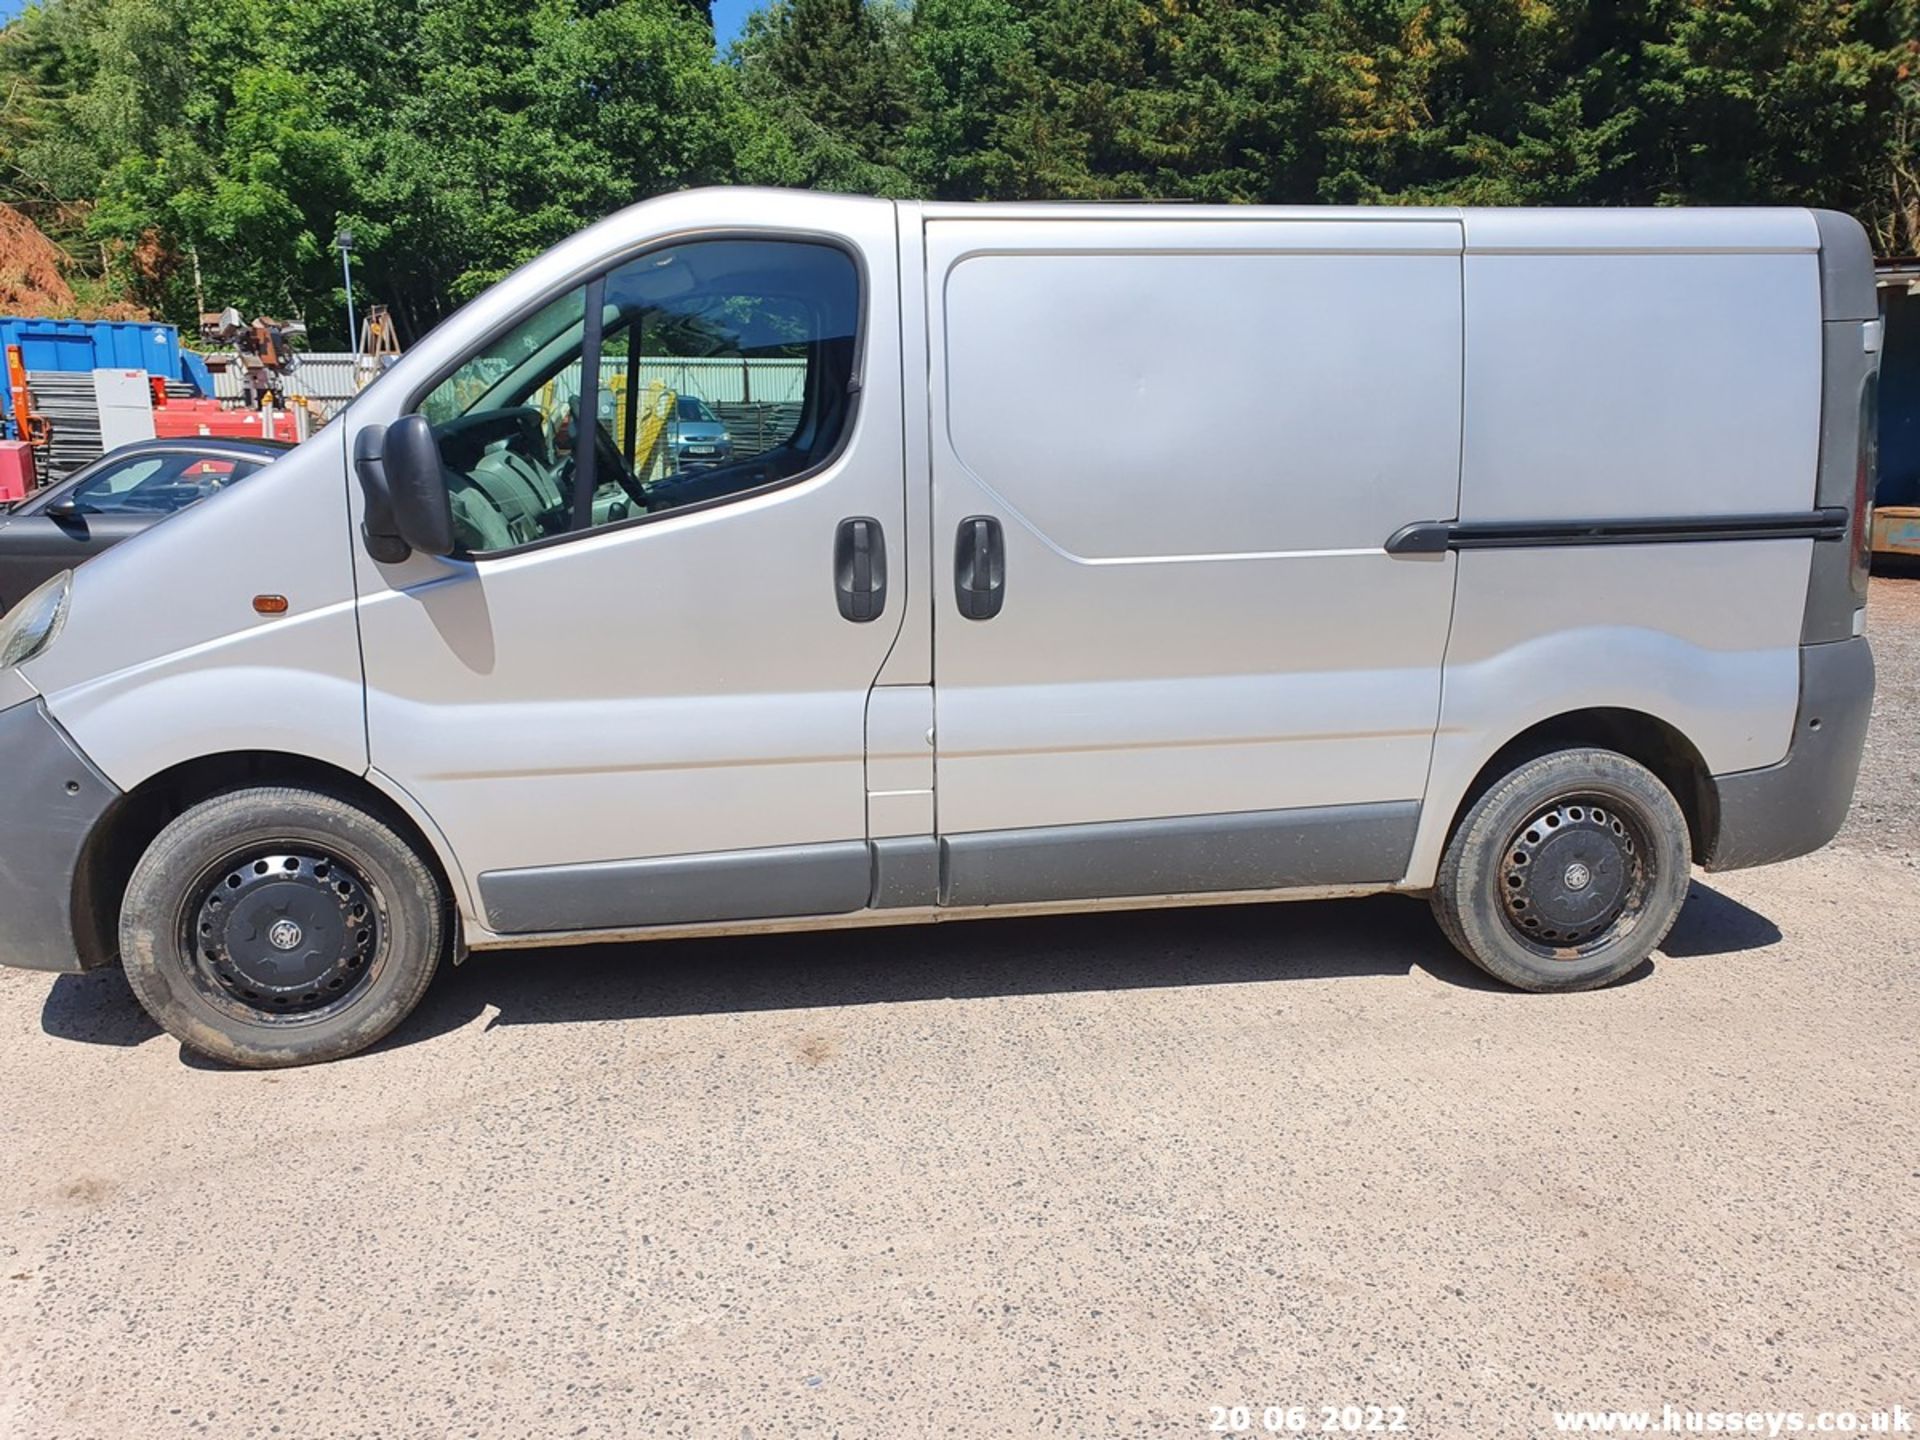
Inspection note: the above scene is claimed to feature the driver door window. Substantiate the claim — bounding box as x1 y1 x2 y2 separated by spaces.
417 239 861 556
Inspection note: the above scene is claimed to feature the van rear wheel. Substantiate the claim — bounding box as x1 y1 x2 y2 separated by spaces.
1431 748 1691 992
120 786 448 1068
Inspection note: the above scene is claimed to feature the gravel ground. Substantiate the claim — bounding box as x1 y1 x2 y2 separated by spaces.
0 579 1915 1440
1840 570 1920 856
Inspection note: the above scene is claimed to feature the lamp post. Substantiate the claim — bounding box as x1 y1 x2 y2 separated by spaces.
334 229 358 366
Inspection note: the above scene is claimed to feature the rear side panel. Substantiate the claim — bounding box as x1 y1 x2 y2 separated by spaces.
1457 247 1821 522
1406 210 1827 888
1704 212 1880 868
1804 210 1879 642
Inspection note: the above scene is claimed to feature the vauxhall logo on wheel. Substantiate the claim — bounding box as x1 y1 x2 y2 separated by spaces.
267 919 305 952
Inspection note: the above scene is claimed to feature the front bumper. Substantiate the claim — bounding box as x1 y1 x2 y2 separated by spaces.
0 696 123 972
1705 637 1874 872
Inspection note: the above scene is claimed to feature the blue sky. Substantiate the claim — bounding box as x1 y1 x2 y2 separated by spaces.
0 0 762 38
713 0 760 50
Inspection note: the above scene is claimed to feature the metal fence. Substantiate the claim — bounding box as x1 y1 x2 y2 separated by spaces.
217 352 812 420
210 353 365 415
620 357 809 405
538 355 810 408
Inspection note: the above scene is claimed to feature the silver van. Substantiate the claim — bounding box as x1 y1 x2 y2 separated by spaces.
0 191 1879 1067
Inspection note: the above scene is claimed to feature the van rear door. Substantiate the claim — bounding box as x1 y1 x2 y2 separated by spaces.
925 214 1463 906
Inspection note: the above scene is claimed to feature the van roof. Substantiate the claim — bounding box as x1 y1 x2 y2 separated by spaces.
908 198 1820 253
654 187 1825 254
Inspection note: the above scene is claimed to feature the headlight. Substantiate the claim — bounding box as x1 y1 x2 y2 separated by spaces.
0 570 72 670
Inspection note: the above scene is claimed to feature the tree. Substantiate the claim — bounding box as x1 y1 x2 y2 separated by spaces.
733 0 917 194
901 0 1036 199
328 0 758 331
1 0 1915 337
1637 0 1912 243
0 0 775 342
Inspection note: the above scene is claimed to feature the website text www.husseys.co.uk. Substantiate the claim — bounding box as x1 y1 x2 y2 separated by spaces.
1551 1406 1912 1435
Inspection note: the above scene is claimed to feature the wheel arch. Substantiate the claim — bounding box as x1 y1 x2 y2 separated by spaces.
74 750 468 970
1437 708 1719 869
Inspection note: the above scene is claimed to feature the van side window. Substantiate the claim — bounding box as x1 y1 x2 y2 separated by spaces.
416 239 861 555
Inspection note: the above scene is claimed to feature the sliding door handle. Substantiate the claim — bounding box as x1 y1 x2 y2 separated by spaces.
834 516 887 622
954 515 1005 620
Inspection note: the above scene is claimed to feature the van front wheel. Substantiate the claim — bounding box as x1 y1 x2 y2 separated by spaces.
120 787 448 1068
1431 748 1691 992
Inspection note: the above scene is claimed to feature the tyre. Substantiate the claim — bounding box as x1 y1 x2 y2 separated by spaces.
1431 747 1691 992
120 786 448 1068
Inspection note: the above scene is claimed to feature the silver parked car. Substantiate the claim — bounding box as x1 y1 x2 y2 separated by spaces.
0 189 1879 1067
667 395 732 470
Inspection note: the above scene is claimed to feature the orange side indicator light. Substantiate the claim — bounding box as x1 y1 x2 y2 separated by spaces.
252 595 289 615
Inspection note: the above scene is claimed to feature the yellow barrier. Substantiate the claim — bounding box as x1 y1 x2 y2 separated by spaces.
630 381 675 482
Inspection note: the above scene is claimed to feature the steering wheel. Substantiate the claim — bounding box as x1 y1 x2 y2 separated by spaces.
558 397 652 514
593 416 653 511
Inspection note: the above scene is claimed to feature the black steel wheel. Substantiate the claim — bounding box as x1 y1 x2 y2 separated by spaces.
187 849 384 1023
1431 748 1692 992
1496 795 1654 957
121 786 448 1067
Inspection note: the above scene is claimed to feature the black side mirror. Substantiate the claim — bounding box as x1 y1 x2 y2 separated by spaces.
353 415 456 561
44 496 80 522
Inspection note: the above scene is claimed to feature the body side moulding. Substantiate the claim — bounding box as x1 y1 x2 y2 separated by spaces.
940 804 1420 909
475 801 1422 936
871 835 939 909
1385 510 1848 554
480 839 875 936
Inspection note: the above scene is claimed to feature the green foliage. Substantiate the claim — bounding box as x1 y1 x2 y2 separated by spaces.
0 0 759 340
0 0 1914 343
733 0 918 193
899 0 1034 198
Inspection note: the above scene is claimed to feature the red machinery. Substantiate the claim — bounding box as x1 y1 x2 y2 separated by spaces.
151 396 300 444
199 309 304 410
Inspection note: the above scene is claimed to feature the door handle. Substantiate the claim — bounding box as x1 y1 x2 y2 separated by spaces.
834 516 887 622
953 515 1005 620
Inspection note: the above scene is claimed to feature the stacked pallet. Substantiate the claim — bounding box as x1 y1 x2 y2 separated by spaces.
23 372 105 481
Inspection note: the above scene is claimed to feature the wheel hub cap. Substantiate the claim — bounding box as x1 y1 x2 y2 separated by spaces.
1500 801 1643 949
194 852 379 1014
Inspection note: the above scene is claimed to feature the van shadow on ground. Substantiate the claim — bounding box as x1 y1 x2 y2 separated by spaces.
40 879 1784 1065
